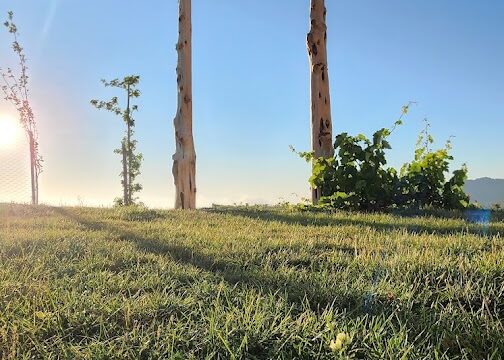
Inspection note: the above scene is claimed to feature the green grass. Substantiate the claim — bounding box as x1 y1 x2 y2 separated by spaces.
0 204 503 359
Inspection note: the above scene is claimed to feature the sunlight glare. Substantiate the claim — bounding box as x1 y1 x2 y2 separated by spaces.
0 115 22 148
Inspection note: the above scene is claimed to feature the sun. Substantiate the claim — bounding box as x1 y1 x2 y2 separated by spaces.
0 115 22 148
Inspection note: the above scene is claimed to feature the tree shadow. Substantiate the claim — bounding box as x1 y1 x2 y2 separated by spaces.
205 207 502 238
50 207 502 357
52 207 378 315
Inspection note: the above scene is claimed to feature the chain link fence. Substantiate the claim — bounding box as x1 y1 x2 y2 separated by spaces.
0 138 30 204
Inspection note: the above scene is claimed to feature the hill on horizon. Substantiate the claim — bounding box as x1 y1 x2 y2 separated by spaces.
465 177 504 207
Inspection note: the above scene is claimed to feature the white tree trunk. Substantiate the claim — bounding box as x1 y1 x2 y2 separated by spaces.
28 131 38 205
307 0 333 204
122 142 129 206
173 0 196 209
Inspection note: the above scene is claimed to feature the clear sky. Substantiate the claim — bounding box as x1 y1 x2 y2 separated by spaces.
0 0 503 208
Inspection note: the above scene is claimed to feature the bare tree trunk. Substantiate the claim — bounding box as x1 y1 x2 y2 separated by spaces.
172 0 196 209
28 131 38 205
307 0 334 204
122 142 129 205
126 85 133 206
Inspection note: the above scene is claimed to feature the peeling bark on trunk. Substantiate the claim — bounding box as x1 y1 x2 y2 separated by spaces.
172 0 196 209
307 0 333 204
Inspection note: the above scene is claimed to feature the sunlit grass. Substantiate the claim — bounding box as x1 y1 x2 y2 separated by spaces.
0 204 502 359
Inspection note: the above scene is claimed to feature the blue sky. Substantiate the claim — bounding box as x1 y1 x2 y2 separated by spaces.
0 0 503 207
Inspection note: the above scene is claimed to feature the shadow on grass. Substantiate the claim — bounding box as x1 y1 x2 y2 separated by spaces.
52 207 374 314
55 208 501 358
49 206 503 358
51 206 503 314
205 207 502 238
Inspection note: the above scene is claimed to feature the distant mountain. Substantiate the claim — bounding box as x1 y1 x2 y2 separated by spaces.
465 178 504 207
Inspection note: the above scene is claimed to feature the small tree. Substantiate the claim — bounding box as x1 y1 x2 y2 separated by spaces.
295 105 470 211
399 119 470 209
1 11 42 205
91 76 143 206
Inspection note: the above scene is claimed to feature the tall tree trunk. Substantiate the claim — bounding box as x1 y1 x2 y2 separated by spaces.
126 85 132 206
122 142 129 206
28 130 38 205
172 0 196 209
307 0 333 204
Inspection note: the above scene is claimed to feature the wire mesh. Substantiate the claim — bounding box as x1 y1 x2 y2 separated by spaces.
0 137 30 204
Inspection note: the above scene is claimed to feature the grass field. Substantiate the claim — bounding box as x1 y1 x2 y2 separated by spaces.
0 204 503 359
